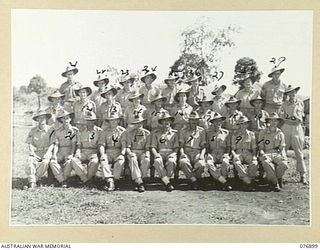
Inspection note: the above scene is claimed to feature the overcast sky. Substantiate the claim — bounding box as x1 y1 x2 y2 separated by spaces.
11 10 312 97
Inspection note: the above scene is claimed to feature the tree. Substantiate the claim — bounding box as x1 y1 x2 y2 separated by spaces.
170 17 239 85
28 75 47 110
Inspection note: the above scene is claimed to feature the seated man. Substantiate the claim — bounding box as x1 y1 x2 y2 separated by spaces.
205 112 233 191
73 85 96 126
227 115 258 190
25 110 56 189
124 115 151 192
151 111 178 192
98 113 126 191
178 111 206 190
258 112 288 192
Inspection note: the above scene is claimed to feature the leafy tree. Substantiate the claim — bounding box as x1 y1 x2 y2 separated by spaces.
28 75 47 110
171 17 239 85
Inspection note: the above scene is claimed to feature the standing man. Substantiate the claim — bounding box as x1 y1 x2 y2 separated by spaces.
258 112 288 192
261 67 287 114
59 62 81 112
211 85 228 114
151 111 178 192
115 73 135 113
178 111 206 190
91 74 109 108
139 67 161 109
73 85 96 125
280 85 307 184
25 110 56 189
185 74 204 109
162 73 179 111
46 90 64 129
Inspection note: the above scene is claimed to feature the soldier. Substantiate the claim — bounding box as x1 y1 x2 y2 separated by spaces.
162 73 179 110
50 109 88 187
59 62 81 112
185 74 204 109
73 86 96 125
124 115 151 192
139 68 161 109
234 76 260 115
25 110 56 189
170 87 193 131
115 73 135 113
205 112 233 191
195 95 214 130
261 67 287 114
97 86 123 128
70 112 102 185
146 94 168 132
178 111 206 190
46 90 64 129
223 96 244 132
248 96 269 138
91 74 109 108
258 112 288 192
124 91 147 129
227 115 258 190
151 111 178 192
211 85 228 114
98 113 126 191
280 85 307 185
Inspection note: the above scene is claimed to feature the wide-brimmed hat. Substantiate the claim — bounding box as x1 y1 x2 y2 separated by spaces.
141 70 157 84
236 115 251 125
56 109 74 122
128 115 146 124
32 110 52 121
174 88 191 102
197 95 214 105
211 85 227 95
188 111 200 120
128 91 144 102
158 111 175 124
84 111 98 121
101 85 117 97
285 85 300 94
103 113 121 121
164 74 179 84
268 67 285 78
209 112 226 123
150 94 167 103
93 75 109 87
75 86 92 97
61 65 78 77
224 96 241 106
119 74 135 85
185 74 202 85
48 90 65 102
265 112 283 123
249 95 266 106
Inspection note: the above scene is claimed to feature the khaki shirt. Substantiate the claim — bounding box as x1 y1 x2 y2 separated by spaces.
90 89 106 108
140 85 161 106
53 125 79 148
115 89 133 111
124 105 147 125
59 81 81 102
26 125 55 150
78 126 102 149
98 126 126 150
146 107 168 130
249 109 269 132
223 110 244 131
227 129 256 152
261 80 287 105
206 128 229 156
170 103 193 127
235 88 260 110
151 128 179 150
125 128 151 150
162 86 177 105
179 126 206 150
73 99 96 123
196 108 214 129
45 105 63 130
187 86 205 108
281 99 304 123
211 95 227 114
97 101 123 119
258 127 286 152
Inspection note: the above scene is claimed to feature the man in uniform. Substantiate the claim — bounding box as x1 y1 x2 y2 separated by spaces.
25 110 56 189
248 96 269 138
178 111 206 190
146 94 168 132
50 109 88 187
91 74 109 108
59 63 81 112
115 73 135 113
124 115 151 192
162 73 179 111
258 112 288 192
261 67 287 114
46 90 64 129
70 112 102 186
195 95 215 130
123 91 147 129
151 111 178 192
73 85 96 125
98 113 126 191
185 74 204 109
227 115 258 190
211 84 227 114
222 96 244 132
280 85 307 184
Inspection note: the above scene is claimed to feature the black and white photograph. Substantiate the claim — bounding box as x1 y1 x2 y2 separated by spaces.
11 9 312 225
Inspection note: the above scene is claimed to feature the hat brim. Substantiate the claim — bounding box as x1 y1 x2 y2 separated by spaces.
151 96 167 103
32 113 52 121
101 88 117 97
285 87 300 94
93 78 109 87
75 87 92 96
128 93 144 101
158 117 175 124
198 100 214 105
268 68 285 78
236 120 251 125
141 73 157 83
104 117 121 121
211 85 227 95
48 94 65 102
174 91 190 102
225 100 241 106
62 68 78 77
265 118 283 123
185 76 202 84
249 99 265 107
119 78 134 85
129 119 146 124
56 113 74 123
164 77 179 84
209 117 226 123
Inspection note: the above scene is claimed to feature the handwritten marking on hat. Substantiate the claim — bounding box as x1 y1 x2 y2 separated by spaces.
269 57 286 68
69 61 78 67
121 69 129 76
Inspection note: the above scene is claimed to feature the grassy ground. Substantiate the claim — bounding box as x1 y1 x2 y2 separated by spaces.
11 125 310 225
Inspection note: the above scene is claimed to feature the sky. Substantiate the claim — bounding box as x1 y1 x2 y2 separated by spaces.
11 10 313 97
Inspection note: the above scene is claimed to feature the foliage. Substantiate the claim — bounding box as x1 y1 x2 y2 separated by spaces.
232 57 262 86
27 75 47 95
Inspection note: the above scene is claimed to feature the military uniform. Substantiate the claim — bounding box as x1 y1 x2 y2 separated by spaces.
45 105 63 130
170 103 193 131
140 85 161 109
187 86 204 109
261 80 287 114
90 89 106 108
73 99 96 124
235 88 260 115
196 108 214 130
223 109 244 132
248 109 269 138
124 104 147 127
146 107 168 131
59 81 81 112
115 88 133 113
